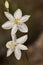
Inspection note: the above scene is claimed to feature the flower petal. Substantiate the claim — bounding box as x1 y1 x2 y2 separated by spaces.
7 49 13 57
2 21 14 29
18 23 28 33
18 44 28 50
11 24 18 36
14 9 22 19
20 15 30 23
16 35 28 44
4 12 14 21
14 47 21 60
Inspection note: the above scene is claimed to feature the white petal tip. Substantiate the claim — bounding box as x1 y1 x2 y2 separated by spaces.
16 57 21 60
24 46 28 50
7 54 9 57
4 12 7 16
1 25 4 28
7 51 10 57
26 27 28 33
19 45 28 50
4 12 7 14
25 29 28 33
1 24 6 30
25 47 28 50
24 47 28 50
22 34 28 41
23 28 28 33
26 15 31 20
17 8 20 10
4 12 9 15
26 15 31 18
28 15 31 18
25 35 28 39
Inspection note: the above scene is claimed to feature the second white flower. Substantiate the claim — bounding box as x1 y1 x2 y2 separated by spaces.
6 35 28 60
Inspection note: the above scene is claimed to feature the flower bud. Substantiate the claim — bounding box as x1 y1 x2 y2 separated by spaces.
5 0 9 9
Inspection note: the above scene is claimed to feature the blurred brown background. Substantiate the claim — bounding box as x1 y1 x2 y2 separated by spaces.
0 0 43 65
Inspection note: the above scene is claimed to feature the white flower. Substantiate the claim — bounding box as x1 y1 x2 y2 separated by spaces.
5 0 9 9
2 9 30 36
6 35 28 60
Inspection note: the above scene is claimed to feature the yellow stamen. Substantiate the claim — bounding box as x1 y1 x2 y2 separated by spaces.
14 18 20 24
8 42 16 47
8 43 14 47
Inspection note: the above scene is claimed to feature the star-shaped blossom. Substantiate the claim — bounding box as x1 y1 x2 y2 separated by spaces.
6 35 28 60
2 9 30 36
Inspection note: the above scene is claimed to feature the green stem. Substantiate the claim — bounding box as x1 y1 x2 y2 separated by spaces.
6 8 9 12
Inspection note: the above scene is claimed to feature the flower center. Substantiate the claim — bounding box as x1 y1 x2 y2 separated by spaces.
8 42 17 47
14 18 20 24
